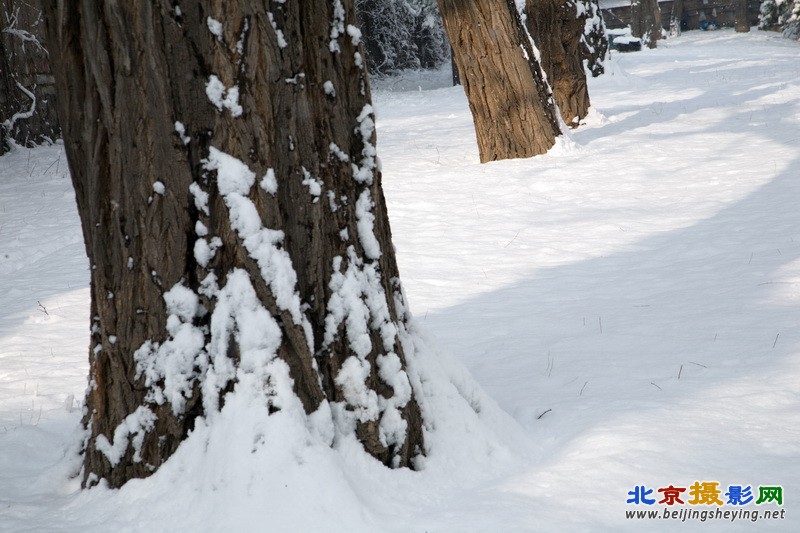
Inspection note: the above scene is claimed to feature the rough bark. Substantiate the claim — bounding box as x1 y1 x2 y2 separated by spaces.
631 0 662 48
43 0 424 488
0 0 60 152
735 0 751 32
437 0 560 162
525 0 590 128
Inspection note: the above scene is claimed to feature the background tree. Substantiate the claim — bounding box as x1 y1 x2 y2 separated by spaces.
631 0 663 49
735 0 752 31
525 0 589 128
782 0 800 38
670 0 684 36
355 0 448 75
0 0 59 153
437 0 561 162
758 0 782 29
581 0 608 78
44 0 425 488
760 0 800 38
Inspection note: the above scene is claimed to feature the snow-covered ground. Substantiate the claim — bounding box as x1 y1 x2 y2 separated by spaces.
1 29 799 532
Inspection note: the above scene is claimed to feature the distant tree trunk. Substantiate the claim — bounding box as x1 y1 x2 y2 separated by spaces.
437 0 560 162
0 0 59 153
525 0 590 128
581 0 609 78
670 0 684 35
450 46 460 85
735 0 751 31
631 0 662 48
44 0 424 488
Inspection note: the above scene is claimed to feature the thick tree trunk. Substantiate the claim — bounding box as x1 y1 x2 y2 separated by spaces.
525 0 590 128
631 0 662 49
735 0 751 32
0 0 60 152
437 0 560 162
44 0 424 488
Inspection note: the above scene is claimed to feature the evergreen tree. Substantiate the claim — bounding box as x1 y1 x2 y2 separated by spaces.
759 0 779 30
355 0 448 75
580 0 608 78
783 0 800 38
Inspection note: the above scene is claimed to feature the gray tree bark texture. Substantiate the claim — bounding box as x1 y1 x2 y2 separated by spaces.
525 0 590 128
43 0 424 488
735 0 751 32
437 0 560 162
631 0 662 49
0 0 60 153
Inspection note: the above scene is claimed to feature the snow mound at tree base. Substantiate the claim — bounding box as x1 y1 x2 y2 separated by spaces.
63 320 530 532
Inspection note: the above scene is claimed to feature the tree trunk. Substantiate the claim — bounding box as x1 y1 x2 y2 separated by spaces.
735 0 751 32
43 0 424 488
631 0 662 49
670 0 684 36
0 0 60 152
450 46 460 86
525 0 590 128
437 0 560 162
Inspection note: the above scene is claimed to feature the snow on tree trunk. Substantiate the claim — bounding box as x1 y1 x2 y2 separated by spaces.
437 0 560 162
735 0 751 31
0 0 59 153
631 0 662 49
670 0 684 36
43 0 425 488
525 0 590 128
581 0 608 78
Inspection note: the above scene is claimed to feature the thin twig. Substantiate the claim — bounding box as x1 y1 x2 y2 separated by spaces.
504 229 521 248
688 361 707 368
537 409 552 420
650 381 662 391
678 364 683 380
773 333 780 348
579 381 588 396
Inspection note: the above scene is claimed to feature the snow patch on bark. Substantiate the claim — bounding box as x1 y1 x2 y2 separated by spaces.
329 0 346 52
355 190 381 260
260 168 278 194
301 167 323 199
206 17 223 41
201 269 285 413
205 75 243 117
95 406 157 466
323 246 413 450
134 284 206 414
203 146 314 347
267 12 288 48
351 105 377 184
